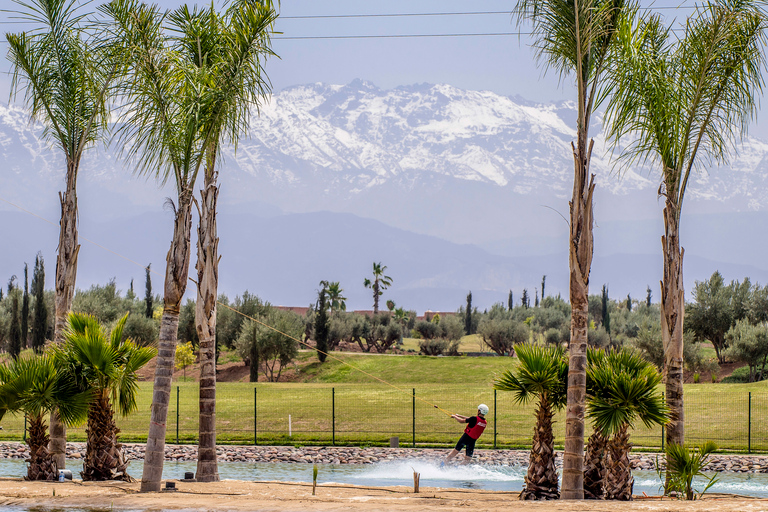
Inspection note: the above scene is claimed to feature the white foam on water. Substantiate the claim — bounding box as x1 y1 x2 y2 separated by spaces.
350 459 524 483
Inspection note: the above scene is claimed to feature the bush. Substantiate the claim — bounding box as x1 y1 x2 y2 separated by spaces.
419 338 449 355
478 317 529 356
587 327 611 348
544 328 561 346
721 366 767 383
122 313 159 347
414 320 439 340
438 315 465 341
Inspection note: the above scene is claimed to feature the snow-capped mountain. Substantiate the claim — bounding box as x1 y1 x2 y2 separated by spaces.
2 80 767 309
3 80 768 227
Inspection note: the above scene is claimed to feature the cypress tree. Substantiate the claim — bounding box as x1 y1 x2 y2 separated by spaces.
21 263 29 349
601 284 610 334
31 254 47 353
541 275 546 300
465 292 472 335
8 277 21 360
626 293 632 312
144 264 153 318
314 287 329 362
508 290 513 311
535 288 539 307
522 289 529 309
646 285 652 307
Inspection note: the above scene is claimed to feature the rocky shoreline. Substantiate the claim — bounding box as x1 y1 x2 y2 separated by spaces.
1 442 767 473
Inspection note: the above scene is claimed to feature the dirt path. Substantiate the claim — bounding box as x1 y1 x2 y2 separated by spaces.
1 479 767 511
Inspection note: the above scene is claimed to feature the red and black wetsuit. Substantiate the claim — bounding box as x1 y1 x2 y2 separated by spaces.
454 415 487 457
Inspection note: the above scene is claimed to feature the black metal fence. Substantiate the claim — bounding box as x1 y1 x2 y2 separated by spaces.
0 384 765 452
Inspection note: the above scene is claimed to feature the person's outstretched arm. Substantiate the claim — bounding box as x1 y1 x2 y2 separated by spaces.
452 414 468 423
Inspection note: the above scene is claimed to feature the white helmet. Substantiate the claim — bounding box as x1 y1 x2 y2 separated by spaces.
478 404 489 415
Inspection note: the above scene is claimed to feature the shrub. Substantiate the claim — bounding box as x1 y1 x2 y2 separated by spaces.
544 328 561 346
721 366 767 383
122 313 158 347
414 320 439 340
587 327 610 348
419 338 449 355
478 317 529 356
438 315 464 341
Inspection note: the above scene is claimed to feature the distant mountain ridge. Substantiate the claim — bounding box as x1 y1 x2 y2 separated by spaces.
1 80 767 310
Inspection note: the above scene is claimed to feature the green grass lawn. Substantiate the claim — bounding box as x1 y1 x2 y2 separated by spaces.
294 351 513 384
399 334 489 354
1 349 765 452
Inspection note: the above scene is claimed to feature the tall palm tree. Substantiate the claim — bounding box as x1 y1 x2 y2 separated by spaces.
168 1 276 482
493 343 568 500
6 0 120 469
101 0 221 491
54 312 155 481
512 0 635 497
0 354 90 480
363 262 392 314
323 281 347 312
605 0 767 448
586 348 667 500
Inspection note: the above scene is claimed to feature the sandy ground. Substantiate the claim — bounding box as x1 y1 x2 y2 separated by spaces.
1 479 768 512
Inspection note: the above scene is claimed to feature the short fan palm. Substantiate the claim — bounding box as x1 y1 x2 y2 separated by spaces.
0 355 90 480
494 343 568 500
587 348 668 500
55 312 155 481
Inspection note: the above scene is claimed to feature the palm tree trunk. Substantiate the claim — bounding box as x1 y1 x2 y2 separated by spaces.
661 202 685 447
373 281 379 314
563 138 596 500
603 425 633 500
584 427 608 499
140 194 194 492
520 397 559 500
82 394 131 481
195 164 220 483
27 414 57 481
50 161 80 471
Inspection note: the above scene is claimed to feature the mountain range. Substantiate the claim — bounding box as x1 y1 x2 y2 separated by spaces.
1 80 767 311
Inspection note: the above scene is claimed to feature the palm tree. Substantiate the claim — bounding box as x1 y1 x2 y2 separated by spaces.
0 354 90 480
54 312 155 481
6 0 120 469
170 1 276 483
101 0 225 491
324 282 347 312
512 0 635 496
587 348 668 500
605 0 767 447
493 343 568 500
363 262 392 314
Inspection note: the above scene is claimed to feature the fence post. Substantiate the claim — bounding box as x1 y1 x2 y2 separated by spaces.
412 388 416 448
332 387 336 446
749 392 752 453
493 389 497 450
254 387 258 446
176 386 180 445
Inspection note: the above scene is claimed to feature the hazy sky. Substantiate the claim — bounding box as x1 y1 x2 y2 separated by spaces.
1 0 767 134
